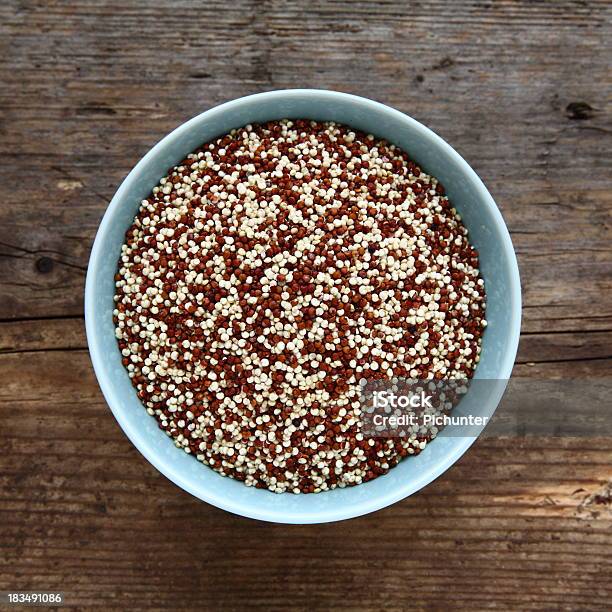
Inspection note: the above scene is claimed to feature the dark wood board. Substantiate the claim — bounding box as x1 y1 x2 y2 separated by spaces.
0 1 610 610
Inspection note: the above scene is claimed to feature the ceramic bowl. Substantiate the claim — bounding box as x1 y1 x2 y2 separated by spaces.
85 89 521 524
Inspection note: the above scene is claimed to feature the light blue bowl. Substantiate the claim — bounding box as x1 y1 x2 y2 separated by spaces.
85 89 521 524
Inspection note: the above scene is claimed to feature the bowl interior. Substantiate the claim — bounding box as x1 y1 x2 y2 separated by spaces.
86 90 521 524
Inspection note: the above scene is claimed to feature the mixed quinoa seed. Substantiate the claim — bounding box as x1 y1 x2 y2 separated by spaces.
113 119 486 494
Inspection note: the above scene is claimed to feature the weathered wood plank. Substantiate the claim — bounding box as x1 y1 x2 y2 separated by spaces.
0 317 85 353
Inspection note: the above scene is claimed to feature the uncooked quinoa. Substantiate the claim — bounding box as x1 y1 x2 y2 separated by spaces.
114 120 486 493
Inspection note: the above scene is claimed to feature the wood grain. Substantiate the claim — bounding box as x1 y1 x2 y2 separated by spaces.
0 0 610 610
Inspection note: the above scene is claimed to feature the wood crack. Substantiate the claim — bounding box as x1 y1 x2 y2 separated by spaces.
0 240 87 272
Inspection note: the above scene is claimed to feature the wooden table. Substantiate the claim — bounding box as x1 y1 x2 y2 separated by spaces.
1 1 610 609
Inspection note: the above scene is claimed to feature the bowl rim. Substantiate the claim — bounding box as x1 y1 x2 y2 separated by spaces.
85 88 522 523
